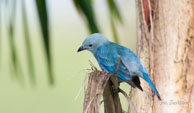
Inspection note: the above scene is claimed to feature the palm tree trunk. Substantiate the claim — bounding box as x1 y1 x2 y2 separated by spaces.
131 0 194 113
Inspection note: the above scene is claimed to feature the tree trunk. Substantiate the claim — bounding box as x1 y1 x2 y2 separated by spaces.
131 0 194 113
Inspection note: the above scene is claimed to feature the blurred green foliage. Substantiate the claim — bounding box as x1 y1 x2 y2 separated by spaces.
73 0 99 33
107 0 122 43
22 0 36 84
0 0 123 85
35 0 54 85
0 0 53 85
8 0 23 80
73 0 122 43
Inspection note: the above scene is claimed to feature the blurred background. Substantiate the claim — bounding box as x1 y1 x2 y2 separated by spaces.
0 0 136 113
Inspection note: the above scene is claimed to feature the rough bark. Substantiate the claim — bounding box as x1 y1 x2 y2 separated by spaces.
131 0 194 113
83 69 122 113
83 70 112 113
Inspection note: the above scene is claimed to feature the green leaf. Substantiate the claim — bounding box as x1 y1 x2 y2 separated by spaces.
35 0 54 85
111 18 119 43
22 0 36 84
107 0 122 43
107 0 122 22
73 0 99 33
8 0 23 81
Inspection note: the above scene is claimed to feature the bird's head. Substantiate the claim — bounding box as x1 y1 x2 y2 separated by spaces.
77 33 109 53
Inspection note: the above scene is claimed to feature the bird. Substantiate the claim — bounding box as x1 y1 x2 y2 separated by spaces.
77 33 161 100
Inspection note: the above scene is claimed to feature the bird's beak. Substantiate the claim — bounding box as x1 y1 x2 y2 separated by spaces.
77 46 86 52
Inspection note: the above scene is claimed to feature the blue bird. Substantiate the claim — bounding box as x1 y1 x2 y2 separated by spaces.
78 33 161 100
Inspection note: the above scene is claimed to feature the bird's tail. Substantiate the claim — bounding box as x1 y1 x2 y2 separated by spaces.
142 72 161 100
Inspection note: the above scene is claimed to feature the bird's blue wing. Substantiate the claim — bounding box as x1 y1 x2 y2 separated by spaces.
94 44 132 81
118 45 161 99
95 45 117 73
118 46 148 76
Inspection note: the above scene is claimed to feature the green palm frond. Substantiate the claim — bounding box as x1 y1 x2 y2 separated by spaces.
0 0 55 85
73 0 99 33
107 0 122 22
8 0 23 80
110 19 119 43
35 0 54 85
73 0 122 43
22 0 36 84
107 0 122 43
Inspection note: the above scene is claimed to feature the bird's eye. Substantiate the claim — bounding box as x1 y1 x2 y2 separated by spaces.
89 44 93 47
